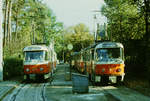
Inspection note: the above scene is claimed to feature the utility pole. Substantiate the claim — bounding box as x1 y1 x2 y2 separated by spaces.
93 14 97 43
0 0 3 81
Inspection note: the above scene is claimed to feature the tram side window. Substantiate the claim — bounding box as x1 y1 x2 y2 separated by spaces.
45 51 48 60
91 50 94 60
122 48 124 60
49 51 52 61
51 51 53 61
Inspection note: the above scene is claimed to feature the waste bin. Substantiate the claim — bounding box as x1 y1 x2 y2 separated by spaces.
72 73 89 93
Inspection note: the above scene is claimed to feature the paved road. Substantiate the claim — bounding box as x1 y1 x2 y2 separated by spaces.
0 64 150 101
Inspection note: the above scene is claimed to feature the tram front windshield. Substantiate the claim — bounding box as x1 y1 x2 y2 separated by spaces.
96 48 122 62
25 51 44 61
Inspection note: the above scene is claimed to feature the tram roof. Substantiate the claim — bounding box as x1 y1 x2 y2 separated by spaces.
23 45 48 52
95 42 124 49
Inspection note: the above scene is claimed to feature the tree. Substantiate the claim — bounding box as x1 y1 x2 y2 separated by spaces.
3 0 63 58
127 0 150 82
142 0 150 82
101 0 150 82
59 23 94 61
101 0 144 42
0 0 3 81
65 23 94 51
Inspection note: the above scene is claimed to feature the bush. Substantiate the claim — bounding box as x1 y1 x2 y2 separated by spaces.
3 57 23 80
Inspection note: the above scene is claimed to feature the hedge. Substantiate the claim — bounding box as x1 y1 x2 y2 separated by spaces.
3 57 23 80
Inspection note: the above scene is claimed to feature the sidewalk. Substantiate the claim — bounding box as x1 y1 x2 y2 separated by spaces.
50 64 72 86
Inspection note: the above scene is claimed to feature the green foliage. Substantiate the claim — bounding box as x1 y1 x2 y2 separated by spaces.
58 23 94 61
3 0 63 58
3 57 23 80
101 0 145 42
64 23 94 51
101 0 150 79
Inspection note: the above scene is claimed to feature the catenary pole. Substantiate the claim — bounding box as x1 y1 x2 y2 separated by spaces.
0 0 3 81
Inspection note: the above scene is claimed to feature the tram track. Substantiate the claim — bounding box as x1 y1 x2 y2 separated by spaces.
9 84 26 101
0 70 53 101
1 82 49 101
0 81 24 101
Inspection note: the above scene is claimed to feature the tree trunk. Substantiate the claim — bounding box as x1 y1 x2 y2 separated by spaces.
0 0 3 81
15 2 19 41
7 0 12 45
3 0 8 47
15 14 18 41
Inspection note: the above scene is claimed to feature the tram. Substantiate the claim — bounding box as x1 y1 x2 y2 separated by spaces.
72 41 125 84
23 44 56 80
71 52 85 73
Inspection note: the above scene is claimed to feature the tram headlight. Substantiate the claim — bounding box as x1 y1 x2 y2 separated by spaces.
26 68 30 72
116 68 121 72
40 67 44 71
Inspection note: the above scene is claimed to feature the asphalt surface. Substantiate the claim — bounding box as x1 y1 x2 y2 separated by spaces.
45 64 150 101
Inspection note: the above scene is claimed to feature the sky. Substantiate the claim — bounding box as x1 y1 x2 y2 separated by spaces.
43 0 107 32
